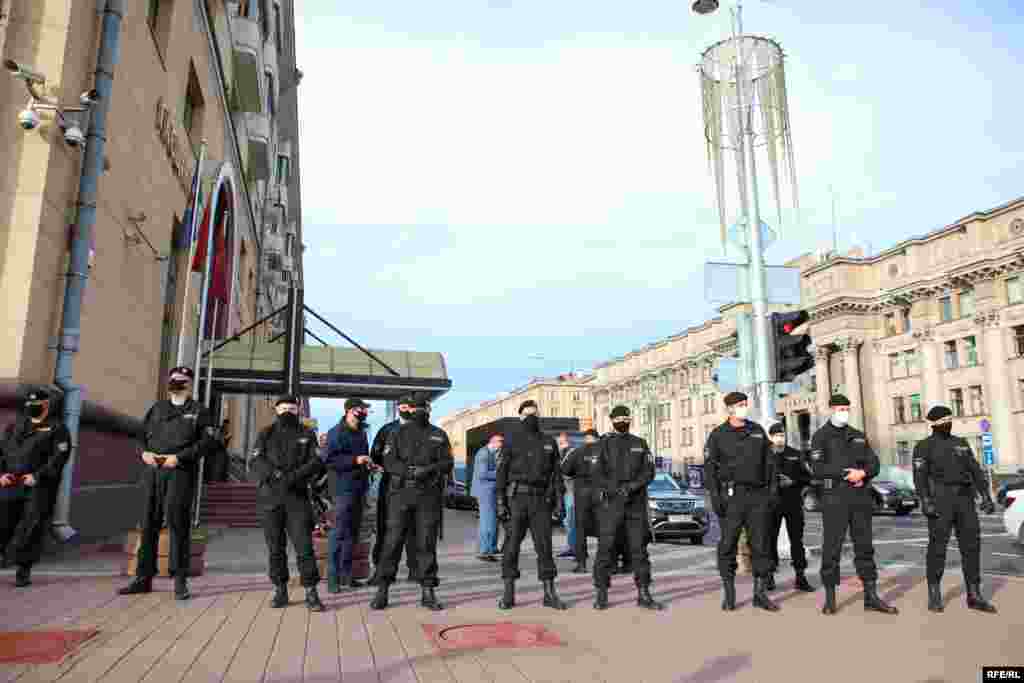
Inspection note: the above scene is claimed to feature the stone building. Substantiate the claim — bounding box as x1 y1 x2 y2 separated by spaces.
0 0 305 540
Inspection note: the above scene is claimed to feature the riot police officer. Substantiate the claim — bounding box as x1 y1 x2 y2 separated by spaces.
592 406 662 610
811 394 897 615
766 422 814 592
370 395 452 611
495 400 567 611
704 392 779 612
561 429 600 573
367 394 418 586
251 396 326 611
0 388 71 587
914 405 997 613
119 367 214 600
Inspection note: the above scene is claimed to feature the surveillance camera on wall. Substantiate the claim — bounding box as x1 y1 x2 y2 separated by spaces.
4 59 46 85
63 124 86 147
18 108 40 130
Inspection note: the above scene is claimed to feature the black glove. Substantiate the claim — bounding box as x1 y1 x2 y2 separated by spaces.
263 469 284 486
406 464 431 480
596 489 609 503
922 499 939 518
712 499 727 518
981 498 996 515
778 474 794 489
497 499 511 522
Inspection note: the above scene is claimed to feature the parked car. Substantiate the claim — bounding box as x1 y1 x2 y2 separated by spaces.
445 465 477 510
802 465 918 515
647 473 707 544
1003 487 1024 546
996 469 1024 507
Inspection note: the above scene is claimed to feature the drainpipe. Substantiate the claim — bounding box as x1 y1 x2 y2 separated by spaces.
0 0 13 63
51 0 125 543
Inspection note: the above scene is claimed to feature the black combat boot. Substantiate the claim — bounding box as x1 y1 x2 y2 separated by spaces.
721 577 737 611
927 581 944 612
752 577 780 612
421 586 444 611
637 584 664 611
367 568 380 586
14 565 31 588
542 580 568 610
794 571 814 592
966 583 997 613
305 586 326 612
118 576 153 595
369 581 390 610
593 585 609 610
340 575 363 589
572 559 587 574
763 573 776 591
271 583 289 608
498 580 516 610
174 575 191 601
862 580 898 614
822 585 838 615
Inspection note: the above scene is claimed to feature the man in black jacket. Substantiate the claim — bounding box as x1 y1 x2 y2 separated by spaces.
369 395 453 611
0 388 71 587
592 406 662 610
914 405 997 613
704 392 779 612
367 394 417 586
119 367 214 601
495 400 567 611
811 394 896 616
250 395 326 611
561 429 600 573
765 422 814 592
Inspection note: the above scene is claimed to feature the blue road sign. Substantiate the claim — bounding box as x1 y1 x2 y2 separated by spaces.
982 433 994 447
983 445 995 466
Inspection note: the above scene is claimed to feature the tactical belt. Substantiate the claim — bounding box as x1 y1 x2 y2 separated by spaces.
933 481 974 495
510 482 548 496
821 478 862 491
723 482 766 491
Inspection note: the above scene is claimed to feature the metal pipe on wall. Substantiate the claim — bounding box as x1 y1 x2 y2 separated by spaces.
0 0 14 63
52 0 126 542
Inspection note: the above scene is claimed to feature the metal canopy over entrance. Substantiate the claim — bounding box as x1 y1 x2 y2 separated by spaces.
200 286 451 401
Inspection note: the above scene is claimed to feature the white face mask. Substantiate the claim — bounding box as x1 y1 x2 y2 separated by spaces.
831 411 850 427
732 406 749 420
771 436 786 447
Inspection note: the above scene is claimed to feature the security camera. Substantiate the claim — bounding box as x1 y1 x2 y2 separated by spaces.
18 108 40 130
63 124 85 147
79 89 99 106
4 59 46 85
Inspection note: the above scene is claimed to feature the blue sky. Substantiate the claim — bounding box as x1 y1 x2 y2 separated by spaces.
293 0 1024 435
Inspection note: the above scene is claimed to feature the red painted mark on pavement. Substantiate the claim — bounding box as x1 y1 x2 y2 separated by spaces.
422 623 563 651
0 629 99 664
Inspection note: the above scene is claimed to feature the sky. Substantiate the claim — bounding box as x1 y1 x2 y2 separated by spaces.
293 0 1024 436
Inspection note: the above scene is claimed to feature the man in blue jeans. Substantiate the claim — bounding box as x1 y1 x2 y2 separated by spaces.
472 433 503 560
556 433 575 558
325 398 375 592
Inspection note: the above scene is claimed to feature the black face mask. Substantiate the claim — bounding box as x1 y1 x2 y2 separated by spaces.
613 422 630 434
277 412 300 428
26 404 45 419
398 410 411 422
168 380 188 392
932 424 953 437
413 410 429 426
522 415 540 432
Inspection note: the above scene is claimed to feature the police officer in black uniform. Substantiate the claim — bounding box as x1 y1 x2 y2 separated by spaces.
367 393 418 586
704 392 779 612
592 406 662 610
811 394 897 616
766 422 814 592
495 400 567 611
369 395 453 611
250 396 326 611
914 405 997 613
561 428 600 573
119 366 214 600
0 389 71 587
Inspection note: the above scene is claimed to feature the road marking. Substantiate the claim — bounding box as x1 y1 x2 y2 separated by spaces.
992 552 1024 559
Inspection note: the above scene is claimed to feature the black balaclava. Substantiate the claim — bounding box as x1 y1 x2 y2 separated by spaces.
277 412 300 428
522 415 540 432
612 422 630 434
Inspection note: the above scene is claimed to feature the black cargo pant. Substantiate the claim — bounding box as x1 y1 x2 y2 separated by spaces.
502 490 557 581
770 490 808 572
927 483 981 584
0 489 55 567
264 496 320 587
820 485 877 586
595 493 651 587
717 485 773 579
134 466 194 578
378 483 441 587
372 475 417 574
573 485 598 561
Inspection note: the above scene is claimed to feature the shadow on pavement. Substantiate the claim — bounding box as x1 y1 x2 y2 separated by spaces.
673 653 753 683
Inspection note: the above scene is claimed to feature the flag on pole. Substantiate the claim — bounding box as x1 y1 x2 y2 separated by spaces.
209 216 228 304
190 200 213 272
179 163 203 250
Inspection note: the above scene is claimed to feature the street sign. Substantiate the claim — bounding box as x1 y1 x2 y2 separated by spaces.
704 261 802 305
727 219 777 251
981 433 994 447
980 419 991 433
983 445 995 466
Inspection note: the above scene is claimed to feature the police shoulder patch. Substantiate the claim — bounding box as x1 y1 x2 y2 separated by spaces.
631 447 644 452
184 413 197 420
810 449 823 461
853 437 866 444
750 433 763 439
430 435 444 442
57 442 69 452
544 444 553 451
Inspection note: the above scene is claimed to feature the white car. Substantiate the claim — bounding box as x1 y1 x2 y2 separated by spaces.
1003 487 1024 545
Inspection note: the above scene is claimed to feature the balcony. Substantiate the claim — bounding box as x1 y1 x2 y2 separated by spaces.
233 111 270 181
227 5 262 113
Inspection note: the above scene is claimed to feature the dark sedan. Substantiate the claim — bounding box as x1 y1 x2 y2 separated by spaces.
647 474 708 544
802 465 918 515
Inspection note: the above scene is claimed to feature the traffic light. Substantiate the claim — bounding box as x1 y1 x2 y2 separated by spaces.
771 310 813 382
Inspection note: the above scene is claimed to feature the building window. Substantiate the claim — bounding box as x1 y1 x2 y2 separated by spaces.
681 398 692 417
276 155 290 183
889 353 903 379
904 349 919 375
572 392 581 402
896 441 912 467
1018 379 1024 408
951 388 964 417
944 340 959 369
274 2 283 53
959 289 976 318
259 0 269 40
1008 277 1023 304
265 72 275 116
549 407 557 417
1015 326 1024 357
968 385 985 415
884 313 897 336
658 402 671 422
893 396 906 424
964 336 978 366
182 65 205 144
902 309 913 333
909 393 922 422
940 296 952 322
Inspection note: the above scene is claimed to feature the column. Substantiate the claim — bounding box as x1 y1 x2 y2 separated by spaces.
914 326 944 410
840 338 865 430
979 311 1017 472
870 341 893 456
814 346 831 413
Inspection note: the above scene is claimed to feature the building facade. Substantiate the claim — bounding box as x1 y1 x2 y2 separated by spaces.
437 374 595 463
0 0 305 539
